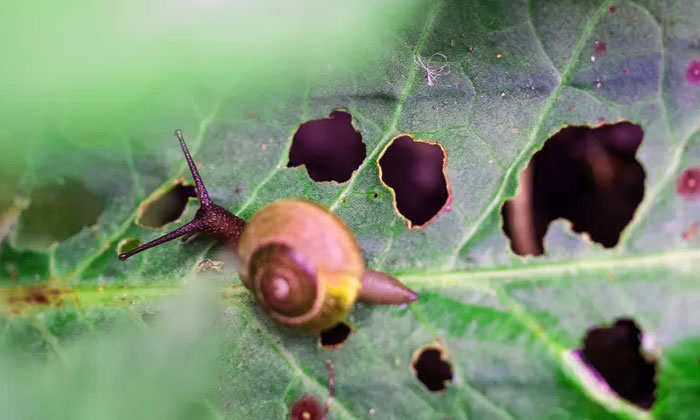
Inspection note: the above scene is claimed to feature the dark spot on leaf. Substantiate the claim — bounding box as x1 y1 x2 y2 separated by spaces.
378 135 451 229
411 346 453 392
289 395 327 420
117 237 141 256
288 110 366 183
502 122 645 255
677 167 700 198
319 322 352 349
6 285 65 312
15 178 103 251
28 290 49 304
578 318 656 409
593 40 607 57
140 312 159 325
609 5 617 13
368 189 381 201
622 67 629 74
136 181 196 229
686 59 700 85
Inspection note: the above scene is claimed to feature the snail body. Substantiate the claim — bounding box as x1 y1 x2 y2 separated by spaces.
119 130 417 332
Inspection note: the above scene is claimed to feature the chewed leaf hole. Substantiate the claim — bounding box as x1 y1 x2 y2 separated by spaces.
502 122 645 256
578 318 656 409
117 237 141 256
288 110 366 183
378 135 450 229
15 178 103 251
289 395 327 420
319 322 352 349
411 345 453 392
136 181 196 229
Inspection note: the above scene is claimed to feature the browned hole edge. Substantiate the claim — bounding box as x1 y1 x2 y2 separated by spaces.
501 119 641 258
410 339 452 393
0 197 28 243
289 108 366 185
116 237 142 256
134 177 195 231
318 321 354 350
377 134 452 230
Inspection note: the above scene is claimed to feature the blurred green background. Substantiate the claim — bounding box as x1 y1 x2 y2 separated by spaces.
0 0 417 188
0 3 419 418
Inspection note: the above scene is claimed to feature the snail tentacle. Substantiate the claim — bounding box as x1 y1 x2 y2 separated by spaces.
119 130 246 261
175 128 211 207
119 219 204 260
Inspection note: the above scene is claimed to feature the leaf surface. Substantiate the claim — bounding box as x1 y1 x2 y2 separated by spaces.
2 1 700 419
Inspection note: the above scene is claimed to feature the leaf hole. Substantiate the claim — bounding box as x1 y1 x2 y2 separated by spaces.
15 178 104 251
116 237 141 256
140 312 159 325
502 122 645 255
367 188 382 201
411 345 453 392
288 110 366 183
577 318 657 409
378 135 451 229
319 322 352 349
136 181 197 229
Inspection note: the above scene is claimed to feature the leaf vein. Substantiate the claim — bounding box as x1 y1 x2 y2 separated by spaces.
446 0 615 269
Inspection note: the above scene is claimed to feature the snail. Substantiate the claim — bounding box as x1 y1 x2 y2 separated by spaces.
119 130 417 332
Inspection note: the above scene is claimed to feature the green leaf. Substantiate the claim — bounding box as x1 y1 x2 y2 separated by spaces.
2 0 700 419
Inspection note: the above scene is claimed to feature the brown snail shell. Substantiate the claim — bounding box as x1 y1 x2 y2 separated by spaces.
238 199 363 332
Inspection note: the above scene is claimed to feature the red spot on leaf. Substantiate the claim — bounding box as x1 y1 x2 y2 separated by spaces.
686 60 700 85
682 222 699 241
594 41 607 57
622 67 629 74
597 116 606 124
609 6 617 13
290 395 327 420
677 167 700 198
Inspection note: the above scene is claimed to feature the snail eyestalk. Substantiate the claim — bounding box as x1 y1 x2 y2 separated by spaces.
175 129 211 207
119 130 246 261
